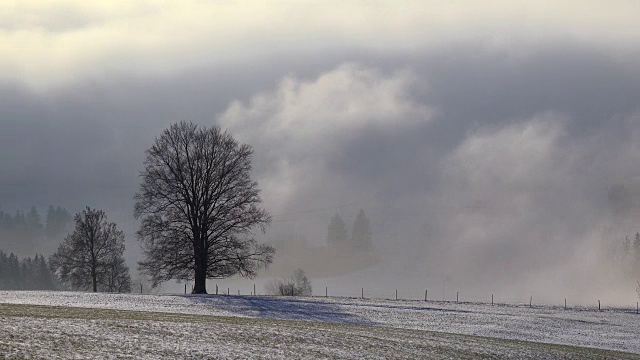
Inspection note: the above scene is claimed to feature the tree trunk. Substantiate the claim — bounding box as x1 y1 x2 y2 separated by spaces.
92 269 97 292
193 266 207 294
192 245 208 294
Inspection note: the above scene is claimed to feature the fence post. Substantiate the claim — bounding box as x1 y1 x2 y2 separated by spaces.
530 296 532 308
326 286 328 297
598 300 601 311
254 284 256 296
637 302 638 314
425 289 427 302
492 294 493 306
184 283 187 295
216 284 218 295
456 292 459 304
361 287 364 299
564 298 566 310
396 289 398 300
228 287 229 296
140 284 143 294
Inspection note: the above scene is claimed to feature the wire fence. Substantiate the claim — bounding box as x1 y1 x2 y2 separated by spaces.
156 281 640 314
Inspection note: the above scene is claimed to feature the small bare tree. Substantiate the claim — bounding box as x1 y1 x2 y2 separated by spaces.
50 207 130 292
266 269 312 296
135 121 273 294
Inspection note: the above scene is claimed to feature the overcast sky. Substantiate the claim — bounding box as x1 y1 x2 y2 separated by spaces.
3 1 640 303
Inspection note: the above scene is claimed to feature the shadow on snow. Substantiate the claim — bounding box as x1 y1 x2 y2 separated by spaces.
179 295 377 326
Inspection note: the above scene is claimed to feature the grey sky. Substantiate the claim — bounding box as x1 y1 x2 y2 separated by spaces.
2 1 640 303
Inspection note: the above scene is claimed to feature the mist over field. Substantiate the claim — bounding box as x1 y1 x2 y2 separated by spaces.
2 1 640 305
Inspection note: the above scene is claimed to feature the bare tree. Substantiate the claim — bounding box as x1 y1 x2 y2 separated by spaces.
50 207 130 292
266 269 312 296
134 121 273 294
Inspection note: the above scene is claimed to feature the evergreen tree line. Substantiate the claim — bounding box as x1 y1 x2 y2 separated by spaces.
620 233 640 266
611 232 640 282
327 209 373 253
0 251 59 290
0 206 71 256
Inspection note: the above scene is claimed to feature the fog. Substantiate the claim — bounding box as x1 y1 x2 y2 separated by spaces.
2 1 640 305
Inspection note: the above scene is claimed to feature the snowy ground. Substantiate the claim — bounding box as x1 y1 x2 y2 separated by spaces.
0 291 639 359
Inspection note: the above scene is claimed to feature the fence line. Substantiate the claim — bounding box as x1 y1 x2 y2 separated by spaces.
167 282 640 313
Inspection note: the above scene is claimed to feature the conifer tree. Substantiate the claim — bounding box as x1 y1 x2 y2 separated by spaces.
327 214 348 249
351 209 373 252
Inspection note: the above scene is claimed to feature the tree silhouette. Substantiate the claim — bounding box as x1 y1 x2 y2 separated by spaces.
50 207 130 292
135 121 273 294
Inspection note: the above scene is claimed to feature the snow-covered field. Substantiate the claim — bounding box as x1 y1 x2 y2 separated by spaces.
0 291 639 359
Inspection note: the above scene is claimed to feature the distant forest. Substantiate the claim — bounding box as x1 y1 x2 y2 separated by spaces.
0 206 69 291
0 206 71 257
0 251 59 290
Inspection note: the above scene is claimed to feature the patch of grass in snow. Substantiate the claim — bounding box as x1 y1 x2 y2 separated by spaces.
0 303 638 359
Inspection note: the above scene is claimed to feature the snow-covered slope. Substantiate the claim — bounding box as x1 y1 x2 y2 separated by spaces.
1 291 638 354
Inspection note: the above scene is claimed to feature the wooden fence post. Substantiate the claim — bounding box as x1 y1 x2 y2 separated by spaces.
326 287 328 297
492 294 493 306
530 296 532 308
598 300 601 311
184 283 187 294
456 292 459 304
425 289 427 302
396 289 398 300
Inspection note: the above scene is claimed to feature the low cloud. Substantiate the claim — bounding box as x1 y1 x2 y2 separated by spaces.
435 112 640 302
219 63 433 226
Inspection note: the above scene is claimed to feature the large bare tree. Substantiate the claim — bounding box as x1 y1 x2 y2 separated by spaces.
134 121 273 294
50 207 130 292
